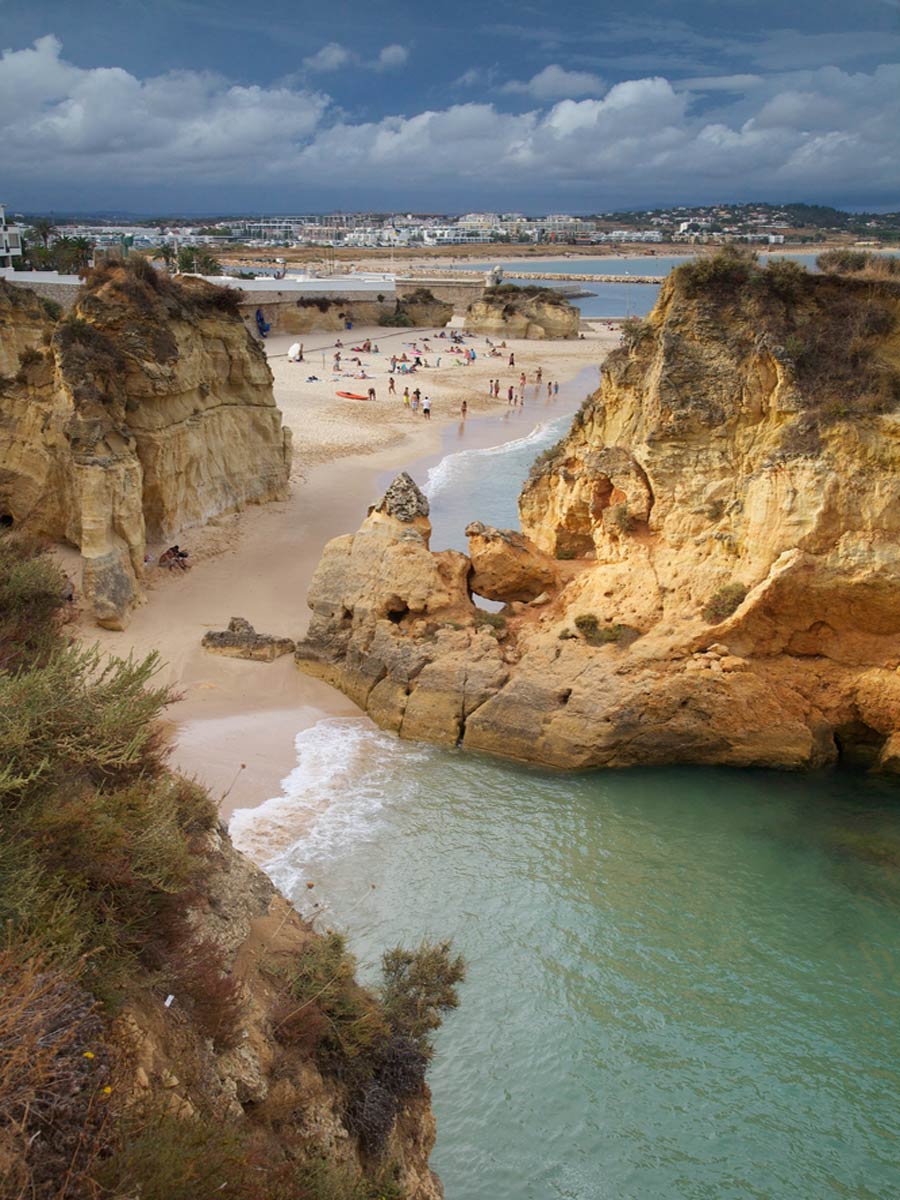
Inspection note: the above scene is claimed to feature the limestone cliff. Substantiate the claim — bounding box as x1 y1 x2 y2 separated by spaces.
296 262 900 772
466 284 579 339
0 263 291 627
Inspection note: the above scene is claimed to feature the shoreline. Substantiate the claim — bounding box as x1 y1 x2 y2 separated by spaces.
76 324 615 816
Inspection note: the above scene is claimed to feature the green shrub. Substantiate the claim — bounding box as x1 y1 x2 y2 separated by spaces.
379 309 414 327
701 582 748 623
0 535 66 671
380 940 465 1060
677 246 758 296
284 932 388 1071
573 614 636 646
39 296 63 321
605 503 633 534
529 438 565 478
555 546 577 560
620 316 651 350
93 1108 252 1200
473 610 506 631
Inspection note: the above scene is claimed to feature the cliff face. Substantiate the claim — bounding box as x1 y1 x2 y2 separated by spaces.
113 827 443 1200
296 266 900 772
466 286 579 339
0 267 291 627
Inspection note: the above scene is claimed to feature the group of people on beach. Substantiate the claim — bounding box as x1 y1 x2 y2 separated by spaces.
486 369 559 407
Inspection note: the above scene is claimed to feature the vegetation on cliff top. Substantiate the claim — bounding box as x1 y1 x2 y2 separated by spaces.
482 282 573 309
609 248 900 423
0 535 462 1198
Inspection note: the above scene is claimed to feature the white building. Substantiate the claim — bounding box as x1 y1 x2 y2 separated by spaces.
0 205 23 269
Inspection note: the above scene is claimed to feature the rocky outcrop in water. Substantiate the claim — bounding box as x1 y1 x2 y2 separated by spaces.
466 285 579 339
0 265 291 628
296 260 900 772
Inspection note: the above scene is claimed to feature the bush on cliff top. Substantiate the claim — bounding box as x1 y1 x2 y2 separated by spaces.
482 282 572 307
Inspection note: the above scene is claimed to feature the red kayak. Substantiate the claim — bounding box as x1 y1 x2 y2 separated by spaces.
336 391 371 400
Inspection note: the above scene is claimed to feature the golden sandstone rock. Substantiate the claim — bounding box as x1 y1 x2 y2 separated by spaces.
0 267 290 628
297 262 900 772
466 286 580 339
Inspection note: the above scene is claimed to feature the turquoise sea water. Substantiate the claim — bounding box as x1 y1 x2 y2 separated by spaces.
232 407 900 1200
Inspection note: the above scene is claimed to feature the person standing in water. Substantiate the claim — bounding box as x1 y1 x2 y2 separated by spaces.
460 399 467 418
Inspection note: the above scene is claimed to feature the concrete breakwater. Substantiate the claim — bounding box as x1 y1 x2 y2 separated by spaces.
403 267 661 285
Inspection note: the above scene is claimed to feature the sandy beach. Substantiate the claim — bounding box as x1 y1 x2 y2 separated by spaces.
76 319 619 815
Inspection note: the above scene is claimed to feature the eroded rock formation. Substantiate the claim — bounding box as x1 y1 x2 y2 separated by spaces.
466 285 579 339
0 266 291 628
202 616 296 661
296 263 900 772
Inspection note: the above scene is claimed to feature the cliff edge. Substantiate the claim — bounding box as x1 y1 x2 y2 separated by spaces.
0 262 291 628
295 257 900 772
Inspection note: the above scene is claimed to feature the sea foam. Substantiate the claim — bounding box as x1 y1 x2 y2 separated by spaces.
229 716 431 892
423 419 557 502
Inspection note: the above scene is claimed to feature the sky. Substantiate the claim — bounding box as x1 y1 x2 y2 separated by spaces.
0 0 898 215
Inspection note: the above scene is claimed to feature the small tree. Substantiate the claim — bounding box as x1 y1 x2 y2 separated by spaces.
380 939 465 1059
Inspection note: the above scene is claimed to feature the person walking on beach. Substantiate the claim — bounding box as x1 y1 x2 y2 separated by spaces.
547 381 552 398
422 396 431 419
412 388 420 412
388 376 396 395
460 399 467 418
403 386 410 407
507 385 514 405
554 381 559 395
508 352 515 368
536 366 542 385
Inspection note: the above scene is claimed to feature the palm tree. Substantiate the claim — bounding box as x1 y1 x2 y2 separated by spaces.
70 236 94 271
155 243 175 270
29 218 56 248
51 236 76 272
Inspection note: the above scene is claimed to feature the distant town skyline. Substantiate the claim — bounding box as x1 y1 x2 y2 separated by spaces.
1 1 898 213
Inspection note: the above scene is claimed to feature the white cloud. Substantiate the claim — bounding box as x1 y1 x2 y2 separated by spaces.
376 44 409 71
2 37 898 207
501 64 606 99
302 42 353 72
301 41 410 74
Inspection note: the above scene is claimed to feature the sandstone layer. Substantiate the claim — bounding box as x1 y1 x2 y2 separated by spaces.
296 263 900 772
466 285 579 339
0 266 291 628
